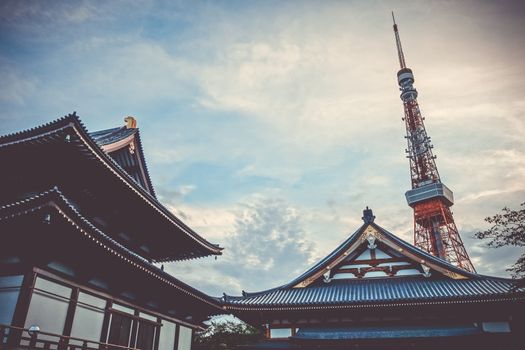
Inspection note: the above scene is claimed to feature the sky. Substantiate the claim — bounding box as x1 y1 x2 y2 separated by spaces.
1 0 524 297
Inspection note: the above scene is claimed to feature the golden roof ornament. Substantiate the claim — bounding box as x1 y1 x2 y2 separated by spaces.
124 116 137 129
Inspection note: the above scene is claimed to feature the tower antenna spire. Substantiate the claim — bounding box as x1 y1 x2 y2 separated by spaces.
391 14 476 273
392 11 407 69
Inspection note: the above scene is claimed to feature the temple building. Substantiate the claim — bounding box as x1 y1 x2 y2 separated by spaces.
0 114 223 350
222 208 525 349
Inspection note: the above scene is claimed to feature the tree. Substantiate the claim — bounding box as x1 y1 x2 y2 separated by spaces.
475 202 525 278
193 317 262 350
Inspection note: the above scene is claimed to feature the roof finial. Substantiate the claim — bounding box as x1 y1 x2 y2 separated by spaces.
124 116 137 129
362 206 376 223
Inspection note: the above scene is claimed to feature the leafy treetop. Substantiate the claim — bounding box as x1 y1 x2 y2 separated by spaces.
475 202 525 278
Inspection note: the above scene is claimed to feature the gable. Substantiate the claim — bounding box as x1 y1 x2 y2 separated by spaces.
106 141 151 192
292 222 471 288
330 243 426 280
89 121 155 196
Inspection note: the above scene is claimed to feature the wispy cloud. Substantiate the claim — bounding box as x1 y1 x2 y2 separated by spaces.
166 197 317 295
1 0 524 294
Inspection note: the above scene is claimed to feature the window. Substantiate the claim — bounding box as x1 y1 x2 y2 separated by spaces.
136 321 156 350
270 328 292 339
177 326 192 350
113 303 134 315
69 292 106 346
158 320 176 350
482 322 511 333
10 275 192 350
107 306 161 350
24 278 72 339
0 275 23 325
107 312 133 348
22 277 73 349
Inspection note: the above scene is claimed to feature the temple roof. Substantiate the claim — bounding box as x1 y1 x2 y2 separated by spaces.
90 126 137 146
284 222 475 289
222 277 518 310
222 209 525 310
0 113 222 261
0 187 223 314
89 124 156 196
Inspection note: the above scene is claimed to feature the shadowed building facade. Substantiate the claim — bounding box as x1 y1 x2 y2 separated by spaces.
0 114 224 350
222 209 525 349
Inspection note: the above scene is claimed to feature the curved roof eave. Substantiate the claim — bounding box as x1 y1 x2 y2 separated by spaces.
0 187 224 312
0 113 223 259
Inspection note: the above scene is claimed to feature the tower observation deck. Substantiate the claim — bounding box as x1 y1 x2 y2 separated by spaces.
392 13 475 272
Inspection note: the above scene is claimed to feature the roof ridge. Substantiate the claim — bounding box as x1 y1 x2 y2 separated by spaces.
0 112 80 144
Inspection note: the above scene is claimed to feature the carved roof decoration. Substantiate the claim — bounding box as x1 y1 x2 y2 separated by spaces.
89 124 156 196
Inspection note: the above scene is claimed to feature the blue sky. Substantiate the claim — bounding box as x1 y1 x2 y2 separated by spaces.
1 0 524 296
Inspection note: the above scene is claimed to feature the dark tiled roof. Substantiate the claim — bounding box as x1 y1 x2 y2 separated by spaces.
293 325 482 340
0 113 222 261
89 126 156 197
223 277 521 309
89 126 136 146
0 187 223 312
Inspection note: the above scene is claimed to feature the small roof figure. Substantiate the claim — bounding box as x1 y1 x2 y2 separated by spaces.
362 206 376 223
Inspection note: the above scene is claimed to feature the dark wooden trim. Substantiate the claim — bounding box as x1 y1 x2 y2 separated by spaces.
129 310 139 348
62 287 79 338
153 318 161 350
108 308 162 326
100 300 113 344
8 270 36 347
336 263 420 277
173 324 180 350
340 257 410 266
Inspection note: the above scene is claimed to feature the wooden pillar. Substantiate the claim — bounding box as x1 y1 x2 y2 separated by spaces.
99 300 113 344
60 287 79 350
8 270 36 347
173 324 180 350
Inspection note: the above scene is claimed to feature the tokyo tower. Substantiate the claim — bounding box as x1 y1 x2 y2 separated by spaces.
391 13 475 272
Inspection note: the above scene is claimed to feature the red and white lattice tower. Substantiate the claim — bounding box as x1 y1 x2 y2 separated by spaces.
391 13 475 272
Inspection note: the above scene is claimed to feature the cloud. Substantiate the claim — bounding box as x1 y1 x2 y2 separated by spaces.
165 197 317 295
0 69 36 106
462 230 524 277
1 0 524 293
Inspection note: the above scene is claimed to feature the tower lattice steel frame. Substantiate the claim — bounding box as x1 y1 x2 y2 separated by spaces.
392 13 475 272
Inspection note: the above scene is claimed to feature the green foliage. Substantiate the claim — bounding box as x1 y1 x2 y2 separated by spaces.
193 318 262 350
475 202 525 278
